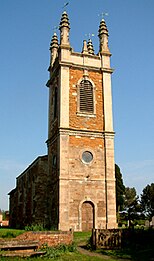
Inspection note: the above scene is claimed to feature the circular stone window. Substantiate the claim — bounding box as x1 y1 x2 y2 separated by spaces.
82 151 93 164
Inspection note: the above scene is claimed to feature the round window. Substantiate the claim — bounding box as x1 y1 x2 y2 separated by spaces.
82 151 93 164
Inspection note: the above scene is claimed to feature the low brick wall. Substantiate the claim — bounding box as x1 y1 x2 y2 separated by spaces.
16 231 73 248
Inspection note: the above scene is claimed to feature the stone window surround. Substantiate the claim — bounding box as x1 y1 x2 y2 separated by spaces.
79 147 95 166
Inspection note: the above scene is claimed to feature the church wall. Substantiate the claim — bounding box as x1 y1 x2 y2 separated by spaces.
9 189 17 228
9 156 48 228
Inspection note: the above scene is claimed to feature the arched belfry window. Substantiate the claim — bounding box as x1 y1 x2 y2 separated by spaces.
79 79 94 114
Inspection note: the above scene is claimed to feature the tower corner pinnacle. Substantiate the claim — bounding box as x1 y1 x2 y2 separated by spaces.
82 40 88 54
98 18 110 54
59 11 70 47
50 32 59 67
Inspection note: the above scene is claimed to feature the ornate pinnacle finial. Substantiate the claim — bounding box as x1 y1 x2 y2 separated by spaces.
98 19 109 37
59 11 70 30
98 17 110 53
50 32 58 51
59 11 70 47
87 39 95 55
50 32 59 67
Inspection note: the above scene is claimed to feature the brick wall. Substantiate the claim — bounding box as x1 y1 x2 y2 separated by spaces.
69 68 104 131
16 231 73 248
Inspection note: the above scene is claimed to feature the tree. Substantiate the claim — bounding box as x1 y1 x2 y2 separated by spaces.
115 164 125 212
124 187 137 208
140 183 154 219
123 187 141 226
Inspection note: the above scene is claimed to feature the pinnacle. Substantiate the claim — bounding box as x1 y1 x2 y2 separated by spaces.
98 19 109 37
87 39 94 55
50 33 58 50
59 11 70 30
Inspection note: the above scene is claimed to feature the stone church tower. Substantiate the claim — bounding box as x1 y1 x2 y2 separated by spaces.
46 11 117 231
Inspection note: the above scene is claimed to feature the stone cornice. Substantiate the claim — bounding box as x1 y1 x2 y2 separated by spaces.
46 128 115 146
101 68 114 74
59 61 102 72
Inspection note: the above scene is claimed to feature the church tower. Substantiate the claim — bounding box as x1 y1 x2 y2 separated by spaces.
46 12 117 231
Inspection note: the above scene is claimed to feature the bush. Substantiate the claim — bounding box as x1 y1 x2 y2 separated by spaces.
25 223 45 231
42 243 77 258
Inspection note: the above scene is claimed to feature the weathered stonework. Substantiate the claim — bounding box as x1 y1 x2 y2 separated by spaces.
9 156 48 228
9 11 117 231
46 12 117 231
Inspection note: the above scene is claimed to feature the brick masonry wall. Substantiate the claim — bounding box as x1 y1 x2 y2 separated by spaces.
16 231 73 248
69 135 105 179
69 68 104 131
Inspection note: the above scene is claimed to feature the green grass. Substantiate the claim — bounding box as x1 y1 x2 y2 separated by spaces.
96 248 132 259
73 231 91 245
0 253 115 261
0 228 24 238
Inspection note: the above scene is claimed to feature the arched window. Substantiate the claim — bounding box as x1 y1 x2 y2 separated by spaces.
79 80 94 113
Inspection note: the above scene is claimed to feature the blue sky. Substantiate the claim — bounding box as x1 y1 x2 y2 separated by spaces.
0 0 154 210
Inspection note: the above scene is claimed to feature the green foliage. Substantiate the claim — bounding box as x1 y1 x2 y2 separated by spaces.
122 187 141 225
140 183 154 218
115 164 125 212
41 243 77 258
124 187 137 207
25 223 46 231
0 228 24 238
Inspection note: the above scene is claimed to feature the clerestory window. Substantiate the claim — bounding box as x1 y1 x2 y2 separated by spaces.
79 80 94 114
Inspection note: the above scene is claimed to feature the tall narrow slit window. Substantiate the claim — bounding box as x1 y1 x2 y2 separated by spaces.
79 80 94 113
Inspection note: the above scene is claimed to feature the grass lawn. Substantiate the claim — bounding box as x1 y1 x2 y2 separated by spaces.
73 231 91 245
0 252 116 261
0 228 24 239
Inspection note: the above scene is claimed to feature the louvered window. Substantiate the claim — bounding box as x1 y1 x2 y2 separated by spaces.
79 80 94 113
